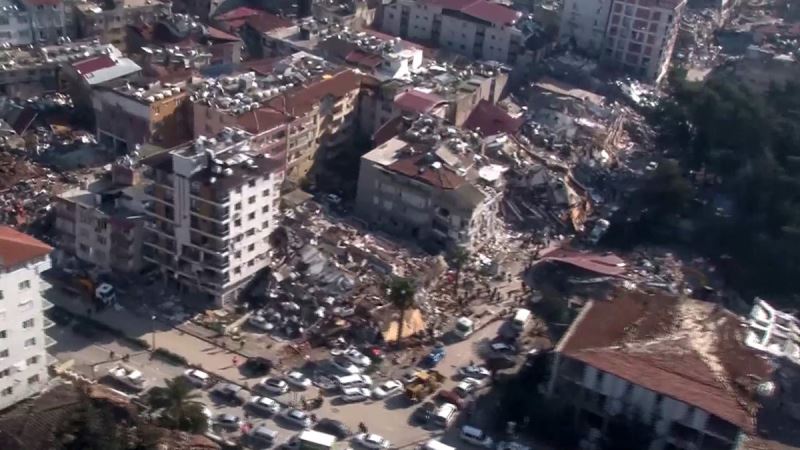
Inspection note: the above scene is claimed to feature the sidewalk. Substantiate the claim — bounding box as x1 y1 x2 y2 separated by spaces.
44 285 262 387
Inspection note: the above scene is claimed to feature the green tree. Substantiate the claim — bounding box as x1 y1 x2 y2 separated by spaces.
387 277 416 346
146 377 208 434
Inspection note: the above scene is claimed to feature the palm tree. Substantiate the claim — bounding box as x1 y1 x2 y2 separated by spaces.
146 377 206 433
451 248 470 304
387 277 416 346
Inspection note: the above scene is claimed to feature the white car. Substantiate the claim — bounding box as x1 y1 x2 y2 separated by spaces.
247 396 281 415
257 377 289 394
343 347 371 367
183 369 211 388
341 386 371 403
108 364 147 391
372 380 402 399
213 413 242 431
248 314 275 332
459 365 491 380
354 433 391 449
285 371 312 389
489 342 517 355
281 408 312 428
455 377 481 397
332 356 362 375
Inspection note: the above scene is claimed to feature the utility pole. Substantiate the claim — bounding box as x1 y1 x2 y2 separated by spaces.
151 315 157 351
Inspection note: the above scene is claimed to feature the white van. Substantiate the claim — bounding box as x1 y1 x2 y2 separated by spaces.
432 403 458 428
511 308 531 331
334 374 372 390
420 439 456 450
453 317 474 339
460 425 494 447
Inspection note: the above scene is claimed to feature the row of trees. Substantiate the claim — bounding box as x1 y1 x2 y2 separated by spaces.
609 78 800 299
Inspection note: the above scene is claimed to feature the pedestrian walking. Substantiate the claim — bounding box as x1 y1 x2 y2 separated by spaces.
232 356 238 366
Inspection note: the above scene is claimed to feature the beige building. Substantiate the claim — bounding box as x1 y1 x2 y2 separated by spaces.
75 0 170 49
141 129 284 306
560 0 685 83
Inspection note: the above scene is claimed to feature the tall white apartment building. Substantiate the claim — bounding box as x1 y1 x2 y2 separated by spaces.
0 0 33 45
21 0 66 44
380 0 525 64
142 128 284 307
0 226 54 411
560 0 685 83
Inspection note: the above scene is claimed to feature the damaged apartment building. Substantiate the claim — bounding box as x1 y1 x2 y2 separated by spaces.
141 128 284 306
190 52 361 186
355 114 505 253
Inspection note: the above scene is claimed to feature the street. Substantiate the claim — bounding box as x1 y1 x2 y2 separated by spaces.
46 284 507 449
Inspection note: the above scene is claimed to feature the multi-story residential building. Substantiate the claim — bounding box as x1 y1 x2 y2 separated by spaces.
74 0 170 49
0 226 54 411
92 77 192 152
560 0 686 83
547 290 776 450
0 40 115 97
354 115 503 252
379 0 527 64
53 164 148 273
190 53 361 186
0 0 33 45
141 129 284 306
21 0 67 44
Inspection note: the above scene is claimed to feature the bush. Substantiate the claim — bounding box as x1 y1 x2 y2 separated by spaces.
153 348 188 366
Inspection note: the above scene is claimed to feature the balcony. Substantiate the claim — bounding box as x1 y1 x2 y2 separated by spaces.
205 255 230 270
41 298 54 311
43 317 56 330
45 336 57 348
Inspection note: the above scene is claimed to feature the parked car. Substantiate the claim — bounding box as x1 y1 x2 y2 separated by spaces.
454 378 480 397
183 369 211 388
331 356 362 374
314 418 351 439
489 342 517 355
412 401 436 425
354 433 391 449
247 424 279 447
257 377 289 395
247 396 281 415
458 365 490 380
213 413 241 431
436 389 466 409
285 371 311 389
213 382 246 405
248 314 275 332
423 345 446 367
281 408 312 428
243 357 273 376
459 425 493 448
343 347 371 367
372 380 402 399
341 386 371 402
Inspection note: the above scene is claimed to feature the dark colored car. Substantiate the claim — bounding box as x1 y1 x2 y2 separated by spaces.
436 389 466 409
412 401 436 424
314 418 351 439
243 357 273 375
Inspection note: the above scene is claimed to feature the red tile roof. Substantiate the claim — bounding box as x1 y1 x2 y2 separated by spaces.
245 13 293 33
394 89 447 114
535 246 626 276
463 100 523 137
243 57 284 76
387 152 465 190
206 26 241 42
213 6 261 21
345 50 384 69
236 107 289 133
427 0 520 26
558 290 772 433
72 55 116 76
0 226 52 268
267 70 361 117
372 116 406 146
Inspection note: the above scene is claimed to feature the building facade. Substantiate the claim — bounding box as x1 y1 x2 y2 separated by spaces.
560 0 685 83
0 0 33 45
0 227 54 411
142 129 284 306
75 0 170 49
22 0 67 44
380 0 525 64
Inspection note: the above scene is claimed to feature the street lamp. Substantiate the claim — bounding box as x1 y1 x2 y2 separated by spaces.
151 315 157 351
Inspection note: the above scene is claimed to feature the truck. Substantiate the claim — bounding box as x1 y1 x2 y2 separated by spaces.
45 269 116 308
284 430 347 450
404 370 446 402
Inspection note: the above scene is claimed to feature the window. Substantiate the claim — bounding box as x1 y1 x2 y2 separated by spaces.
0 330 5 338
234 219 241 227
0 349 8 358
261 205 269 213
247 212 255 220
248 196 256 204
234 203 242 211
18 280 30 290
245 229 255 237
26 356 38 365
248 259 255 267
0 368 9 378
22 319 34 329
27 374 39 384
233 266 241 275
262 221 269 229
0 290 3 300
248 179 256 187
247 244 255 252
24 338 36 348
262 189 270 197
1 387 12 396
